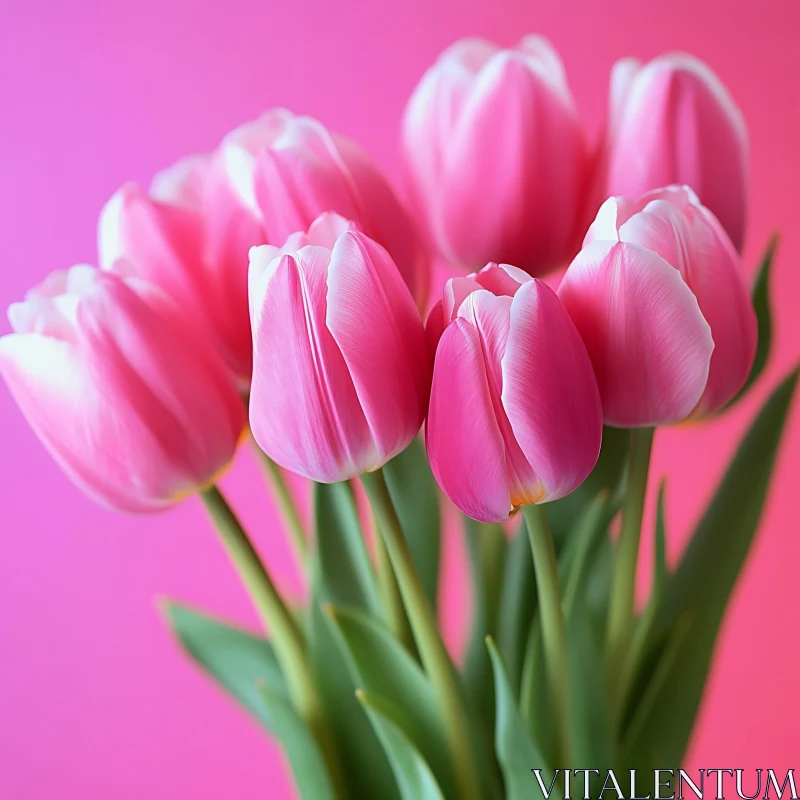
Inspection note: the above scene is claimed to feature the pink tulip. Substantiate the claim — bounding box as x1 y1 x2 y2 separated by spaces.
598 53 748 251
402 36 590 276
249 213 430 483
558 185 757 427
0 265 246 512
221 109 428 305
425 263 602 523
99 151 264 385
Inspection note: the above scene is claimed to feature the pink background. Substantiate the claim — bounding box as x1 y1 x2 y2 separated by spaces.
2 0 799 797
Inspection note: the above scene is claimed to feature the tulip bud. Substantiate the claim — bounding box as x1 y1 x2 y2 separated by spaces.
221 109 428 305
0 265 246 512
425 263 602 523
249 213 430 483
598 53 748 251
558 185 757 427
99 153 263 386
402 36 590 276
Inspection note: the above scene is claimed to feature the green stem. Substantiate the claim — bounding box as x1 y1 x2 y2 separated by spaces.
251 437 308 568
361 469 482 800
200 486 343 795
373 509 417 656
522 504 572 766
606 428 655 686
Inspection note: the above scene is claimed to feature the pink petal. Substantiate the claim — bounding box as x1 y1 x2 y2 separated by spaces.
425 300 445 357
614 191 757 413
685 208 757 414
334 134 428 304
605 54 748 251
440 51 587 273
457 290 541 507
98 184 206 316
402 38 498 228
426 318 510 523
77 276 245 494
502 280 602 501
0 332 162 512
221 109 294 215
150 153 212 211
200 153 264 380
558 241 714 427
326 231 430 464
249 252 374 482
473 262 530 296
252 124 359 246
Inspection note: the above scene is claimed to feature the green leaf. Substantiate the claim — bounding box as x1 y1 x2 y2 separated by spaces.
487 638 559 800
324 604 456 798
357 691 447 800
726 235 777 408
561 491 616 618
383 437 441 607
567 598 614 770
495 520 536 695
307 594 400 799
518 620 550 766
462 519 507 733
256 683 336 800
313 481 381 615
547 426 630 551
160 601 286 727
310 485 399 798
623 366 799 767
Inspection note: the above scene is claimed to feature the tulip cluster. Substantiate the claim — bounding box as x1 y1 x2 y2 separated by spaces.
1 31 785 800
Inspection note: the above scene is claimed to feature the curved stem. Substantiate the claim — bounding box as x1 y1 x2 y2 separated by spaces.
250 436 308 568
606 427 655 688
361 469 482 800
522 503 572 766
372 508 417 656
200 486 342 795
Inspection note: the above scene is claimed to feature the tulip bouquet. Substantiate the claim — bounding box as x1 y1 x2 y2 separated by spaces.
2 34 796 800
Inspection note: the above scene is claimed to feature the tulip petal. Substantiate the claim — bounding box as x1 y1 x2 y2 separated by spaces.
402 38 498 230
473 262 530 296
426 318 510 522
558 241 714 427
326 231 429 464
502 280 602 501
249 252 374 482
221 108 294 216
458 290 540 507
334 134 427 304
616 192 757 413
252 122 360 246
200 154 264 379
605 54 748 250
440 51 587 272
150 153 212 211
685 208 757 413
98 184 207 314
77 276 245 493
425 300 445 357
0 332 168 512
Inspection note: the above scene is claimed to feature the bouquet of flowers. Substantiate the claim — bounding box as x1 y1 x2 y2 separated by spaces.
1 35 794 800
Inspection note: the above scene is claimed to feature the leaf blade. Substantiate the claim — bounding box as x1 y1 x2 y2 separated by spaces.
161 601 286 727
487 637 560 800
257 683 337 800
624 367 799 767
358 691 447 800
